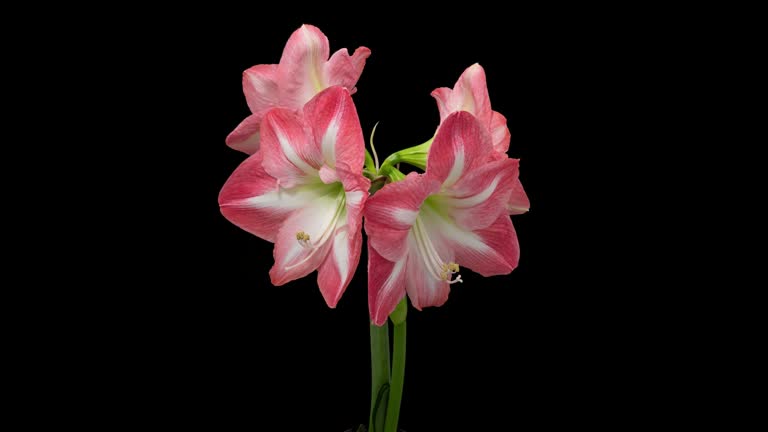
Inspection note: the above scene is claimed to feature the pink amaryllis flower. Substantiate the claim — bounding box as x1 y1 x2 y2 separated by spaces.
365 111 521 325
226 24 371 155
432 63 530 214
219 86 370 307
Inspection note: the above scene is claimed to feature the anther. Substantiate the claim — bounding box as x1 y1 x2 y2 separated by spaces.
296 231 312 248
441 262 463 284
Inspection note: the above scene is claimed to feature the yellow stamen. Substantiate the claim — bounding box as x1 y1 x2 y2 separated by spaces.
440 262 463 284
412 216 463 284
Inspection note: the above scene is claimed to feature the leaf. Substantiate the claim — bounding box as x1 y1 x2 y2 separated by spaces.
372 383 390 432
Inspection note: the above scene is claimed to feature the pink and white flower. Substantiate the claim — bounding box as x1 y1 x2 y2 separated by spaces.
226 24 371 155
432 63 530 214
365 111 521 325
219 86 370 307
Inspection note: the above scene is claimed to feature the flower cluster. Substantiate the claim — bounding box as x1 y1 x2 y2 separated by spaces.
219 25 528 324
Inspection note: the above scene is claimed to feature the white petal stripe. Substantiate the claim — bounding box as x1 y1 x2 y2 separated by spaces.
443 145 464 188
442 173 503 209
275 125 315 174
321 119 339 168
333 229 350 286
376 257 406 309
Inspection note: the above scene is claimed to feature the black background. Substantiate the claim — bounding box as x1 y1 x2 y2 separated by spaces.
12 5 741 429
92 9 649 431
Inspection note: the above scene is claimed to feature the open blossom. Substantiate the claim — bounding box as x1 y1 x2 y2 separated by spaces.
219 87 370 307
432 63 529 214
226 24 371 155
365 112 521 325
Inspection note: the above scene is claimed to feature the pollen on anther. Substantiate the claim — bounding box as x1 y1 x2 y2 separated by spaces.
296 231 310 242
440 262 462 283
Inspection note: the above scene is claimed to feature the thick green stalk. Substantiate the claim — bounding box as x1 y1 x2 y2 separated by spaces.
369 322 391 432
384 320 406 432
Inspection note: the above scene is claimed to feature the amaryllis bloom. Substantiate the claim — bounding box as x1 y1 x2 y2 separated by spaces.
226 24 371 155
219 86 370 307
431 63 530 214
365 112 521 325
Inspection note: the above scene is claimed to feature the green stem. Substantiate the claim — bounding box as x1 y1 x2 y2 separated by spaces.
378 137 434 174
364 149 376 175
369 322 391 432
384 320 406 432
379 166 405 183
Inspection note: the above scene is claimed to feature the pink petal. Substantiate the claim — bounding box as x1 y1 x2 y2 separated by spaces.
319 164 368 305
452 214 519 277
368 244 407 326
348 47 371 75
443 158 520 231
218 150 294 242
318 164 340 184
404 228 452 310
277 24 331 108
225 114 263 155
303 86 365 173
335 163 370 235
317 225 363 308
430 87 453 122
364 172 440 262
490 111 511 155
259 108 323 189
325 47 372 94
243 64 279 115
268 198 338 286
507 178 530 215
427 111 494 188
449 63 493 129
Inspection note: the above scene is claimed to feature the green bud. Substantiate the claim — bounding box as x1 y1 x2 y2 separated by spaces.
389 297 408 325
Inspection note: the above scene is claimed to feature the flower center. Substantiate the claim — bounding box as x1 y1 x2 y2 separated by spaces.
412 216 463 284
285 186 346 271
298 192 345 250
